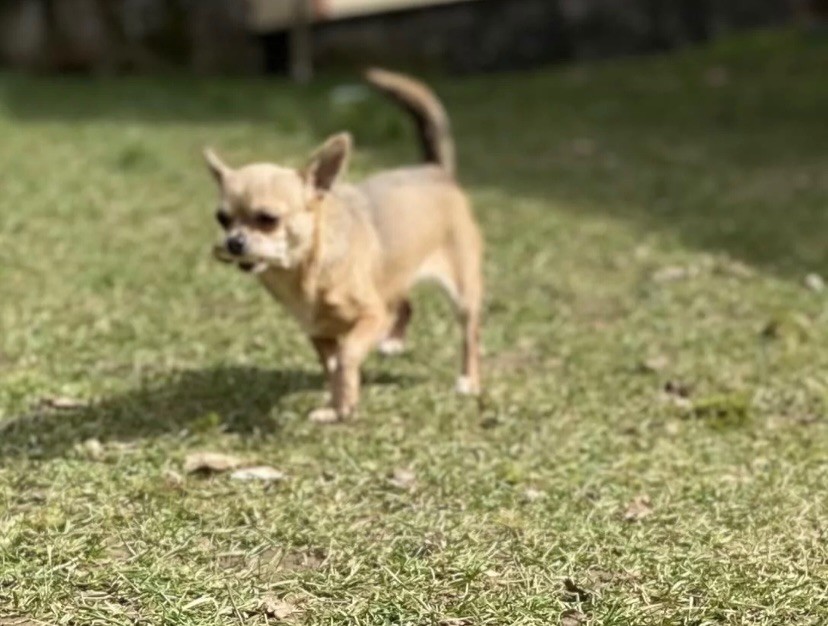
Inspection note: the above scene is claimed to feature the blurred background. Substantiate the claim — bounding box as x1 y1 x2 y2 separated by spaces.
0 0 824 77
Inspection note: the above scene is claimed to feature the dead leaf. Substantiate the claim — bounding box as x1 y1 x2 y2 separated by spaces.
439 619 472 626
77 438 104 461
308 407 341 424
663 380 693 409
805 273 825 292
260 596 300 620
523 487 546 502
183 452 244 474
388 468 416 491
623 494 653 522
413 533 448 557
230 466 287 482
586 567 642 587
639 355 669 373
561 609 587 626
162 469 184 489
664 380 692 398
664 395 692 410
276 548 325 572
664 421 681 435
715 258 755 278
562 578 591 603
652 265 698 283
42 395 85 410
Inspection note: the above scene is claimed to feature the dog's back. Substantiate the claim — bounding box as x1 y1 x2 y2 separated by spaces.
358 70 480 304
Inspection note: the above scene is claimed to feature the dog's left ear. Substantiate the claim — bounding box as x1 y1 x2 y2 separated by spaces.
304 133 352 193
203 147 230 185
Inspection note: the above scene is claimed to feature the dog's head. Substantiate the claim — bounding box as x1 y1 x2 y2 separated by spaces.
204 133 351 274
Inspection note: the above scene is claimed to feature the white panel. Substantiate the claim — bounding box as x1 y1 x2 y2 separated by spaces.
249 0 478 31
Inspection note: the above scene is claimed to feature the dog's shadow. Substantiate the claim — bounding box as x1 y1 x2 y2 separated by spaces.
0 365 409 461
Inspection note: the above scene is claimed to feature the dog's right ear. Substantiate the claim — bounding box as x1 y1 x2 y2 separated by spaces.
304 133 352 194
203 147 230 185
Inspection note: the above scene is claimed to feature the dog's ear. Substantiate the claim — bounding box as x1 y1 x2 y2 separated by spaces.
203 147 230 185
304 133 352 193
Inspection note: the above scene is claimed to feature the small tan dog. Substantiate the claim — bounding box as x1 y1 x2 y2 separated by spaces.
205 69 483 423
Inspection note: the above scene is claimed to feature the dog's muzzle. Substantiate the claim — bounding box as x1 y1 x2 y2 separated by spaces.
225 234 246 257
212 239 269 275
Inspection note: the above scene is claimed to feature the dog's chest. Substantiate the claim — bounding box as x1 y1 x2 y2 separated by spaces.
257 271 355 337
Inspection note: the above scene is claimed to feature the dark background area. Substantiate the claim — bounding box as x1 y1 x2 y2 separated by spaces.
0 0 822 76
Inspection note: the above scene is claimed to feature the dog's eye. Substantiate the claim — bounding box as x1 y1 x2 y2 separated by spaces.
253 211 279 231
216 210 232 229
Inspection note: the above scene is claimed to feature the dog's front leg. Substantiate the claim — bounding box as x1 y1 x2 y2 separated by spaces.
311 335 338 391
336 311 389 418
309 310 387 423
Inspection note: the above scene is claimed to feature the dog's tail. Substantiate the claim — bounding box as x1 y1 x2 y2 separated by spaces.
364 68 456 178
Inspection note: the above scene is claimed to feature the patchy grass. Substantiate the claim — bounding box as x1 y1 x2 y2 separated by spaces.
1 30 827 625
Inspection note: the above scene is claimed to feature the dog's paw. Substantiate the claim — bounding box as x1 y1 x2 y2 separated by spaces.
455 376 481 396
308 407 353 424
308 407 340 424
378 338 406 356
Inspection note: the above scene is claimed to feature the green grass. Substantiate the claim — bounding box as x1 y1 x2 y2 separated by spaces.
1 29 828 625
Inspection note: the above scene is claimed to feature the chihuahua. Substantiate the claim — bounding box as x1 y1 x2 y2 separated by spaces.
205 69 483 423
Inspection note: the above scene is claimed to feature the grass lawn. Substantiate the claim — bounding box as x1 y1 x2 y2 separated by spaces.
1 29 827 625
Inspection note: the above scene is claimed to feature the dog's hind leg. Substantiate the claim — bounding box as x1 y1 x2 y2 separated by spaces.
454 282 482 396
378 299 413 356
449 223 484 396
421 244 482 395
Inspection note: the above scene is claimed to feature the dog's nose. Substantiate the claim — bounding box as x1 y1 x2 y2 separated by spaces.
226 234 246 256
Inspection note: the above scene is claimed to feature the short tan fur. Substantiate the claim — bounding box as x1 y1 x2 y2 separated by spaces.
206 68 483 422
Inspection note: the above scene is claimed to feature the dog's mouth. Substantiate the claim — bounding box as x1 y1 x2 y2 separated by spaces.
234 260 268 274
212 246 269 275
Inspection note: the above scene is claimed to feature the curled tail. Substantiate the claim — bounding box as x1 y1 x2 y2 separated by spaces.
364 68 456 178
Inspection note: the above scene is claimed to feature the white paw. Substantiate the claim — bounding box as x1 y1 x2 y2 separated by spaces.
378 338 406 356
308 407 340 424
455 376 480 396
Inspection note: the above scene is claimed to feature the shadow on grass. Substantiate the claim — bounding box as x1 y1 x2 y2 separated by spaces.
0 365 409 461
